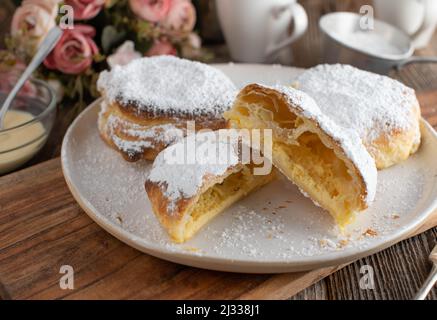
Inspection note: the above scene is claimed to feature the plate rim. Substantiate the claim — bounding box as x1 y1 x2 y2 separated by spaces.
61 64 437 273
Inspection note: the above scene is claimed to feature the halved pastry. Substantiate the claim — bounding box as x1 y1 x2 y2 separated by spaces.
145 131 275 243
295 64 421 169
224 84 377 228
97 56 236 161
98 100 226 161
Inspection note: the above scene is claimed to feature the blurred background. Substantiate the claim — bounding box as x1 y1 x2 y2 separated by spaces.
2 0 437 86
1 0 437 170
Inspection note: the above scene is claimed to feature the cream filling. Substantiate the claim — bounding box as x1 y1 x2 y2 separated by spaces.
177 166 274 242
225 94 363 227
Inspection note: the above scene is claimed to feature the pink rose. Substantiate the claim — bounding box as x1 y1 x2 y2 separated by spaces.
0 71 37 97
65 0 105 20
44 25 99 75
107 41 141 68
163 0 196 33
11 0 59 52
23 0 61 18
129 0 172 22
0 51 36 97
146 39 177 56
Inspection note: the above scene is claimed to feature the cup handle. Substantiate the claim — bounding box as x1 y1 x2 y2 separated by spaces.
265 2 308 57
411 0 437 48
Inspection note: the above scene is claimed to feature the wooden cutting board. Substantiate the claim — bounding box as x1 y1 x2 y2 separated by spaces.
1 91 437 300
0 158 436 300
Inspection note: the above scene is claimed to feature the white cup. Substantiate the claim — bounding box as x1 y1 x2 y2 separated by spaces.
216 0 308 63
374 0 437 49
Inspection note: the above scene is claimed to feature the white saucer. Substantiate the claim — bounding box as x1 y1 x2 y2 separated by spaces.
61 64 437 273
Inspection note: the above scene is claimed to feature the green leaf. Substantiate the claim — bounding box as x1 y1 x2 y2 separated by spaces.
93 53 106 63
105 0 119 9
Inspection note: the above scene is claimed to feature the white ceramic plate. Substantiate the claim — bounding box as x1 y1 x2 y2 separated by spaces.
61 64 437 273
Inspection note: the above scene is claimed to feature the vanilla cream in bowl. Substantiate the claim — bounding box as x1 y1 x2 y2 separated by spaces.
0 79 56 175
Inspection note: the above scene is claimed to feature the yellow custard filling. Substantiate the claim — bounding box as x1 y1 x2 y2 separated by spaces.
179 166 275 242
225 92 363 228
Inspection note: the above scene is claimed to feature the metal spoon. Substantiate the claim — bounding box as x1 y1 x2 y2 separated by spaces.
414 244 437 300
396 56 437 70
0 26 62 130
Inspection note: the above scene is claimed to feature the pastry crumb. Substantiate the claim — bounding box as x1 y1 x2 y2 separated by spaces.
183 246 201 253
319 238 337 248
363 228 378 237
338 239 349 248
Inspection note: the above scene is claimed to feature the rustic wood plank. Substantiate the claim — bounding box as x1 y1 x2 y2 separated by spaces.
236 266 343 300
0 158 336 300
314 230 437 300
393 33 437 92
0 148 436 300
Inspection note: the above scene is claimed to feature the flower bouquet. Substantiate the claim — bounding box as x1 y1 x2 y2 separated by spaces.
2 0 207 112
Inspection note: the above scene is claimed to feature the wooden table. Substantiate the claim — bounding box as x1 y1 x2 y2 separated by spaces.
1 0 436 300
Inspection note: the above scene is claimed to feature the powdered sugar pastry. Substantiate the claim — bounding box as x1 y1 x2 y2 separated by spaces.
296 64 419 142
97 56 237 118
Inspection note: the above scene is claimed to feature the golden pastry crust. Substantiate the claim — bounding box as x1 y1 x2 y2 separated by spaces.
98 100 228 161
96 56 236 161
295 64 421 169
362 104 421 169
224 84 378 228
145 131 275 243
98 89 231 124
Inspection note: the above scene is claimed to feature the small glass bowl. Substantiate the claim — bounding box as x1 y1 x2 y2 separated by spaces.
0 79 56 175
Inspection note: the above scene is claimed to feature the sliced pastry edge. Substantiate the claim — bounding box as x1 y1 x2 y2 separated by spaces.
224 84 377 228
145 132 275 243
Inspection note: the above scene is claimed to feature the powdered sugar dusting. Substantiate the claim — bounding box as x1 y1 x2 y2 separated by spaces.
97 56 237 118
61 66 437 271
98 101 185 156
147 131 240 213
344 31 404 56
296 64 420 143
108 116 184 154
267 84 378 205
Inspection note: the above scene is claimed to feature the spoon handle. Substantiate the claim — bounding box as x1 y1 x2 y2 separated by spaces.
397 56 437 70
414 264 437 300
0 26 63 129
